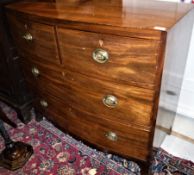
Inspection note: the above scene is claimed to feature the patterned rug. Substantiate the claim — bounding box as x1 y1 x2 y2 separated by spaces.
0 102 194 175
151 149 194 175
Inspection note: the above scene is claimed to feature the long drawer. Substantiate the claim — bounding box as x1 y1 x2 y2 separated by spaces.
6 14 60 64
21 58 155 127
62 70 155 127
20 57 64 86
33 91 151 161
57 28 160 89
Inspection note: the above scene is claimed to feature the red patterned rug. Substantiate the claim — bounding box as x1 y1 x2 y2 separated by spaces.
0 101 194 175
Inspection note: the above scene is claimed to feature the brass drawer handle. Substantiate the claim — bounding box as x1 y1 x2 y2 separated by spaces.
23 32 33 41
32 67 40 77
92 48 109 63
106 131 118 141
103 95 118 108
40 100 48 108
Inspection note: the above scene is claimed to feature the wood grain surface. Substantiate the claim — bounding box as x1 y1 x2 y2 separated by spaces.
5 0 194 31
20 57 64 85
58 28 159 88
33 91 151 161
20 58 155 128
6 13 60 64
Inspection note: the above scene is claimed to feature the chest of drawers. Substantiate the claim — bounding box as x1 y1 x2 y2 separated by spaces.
5 0 194 167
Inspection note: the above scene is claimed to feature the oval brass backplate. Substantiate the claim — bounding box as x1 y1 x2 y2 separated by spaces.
103 95 118 108
106 131 118 141
92 48 109 63
40 100 48 108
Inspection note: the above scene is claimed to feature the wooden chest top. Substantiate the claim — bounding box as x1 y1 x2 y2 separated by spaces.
6 0 194 31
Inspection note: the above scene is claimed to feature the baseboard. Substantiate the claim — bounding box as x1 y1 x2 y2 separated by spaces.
156 125 194 145
155 125 171 134
171 131 194 145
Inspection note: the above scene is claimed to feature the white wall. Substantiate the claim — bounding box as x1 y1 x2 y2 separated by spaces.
172 28 194 138
159 8 194 119
177 24 194 118
158 0 194 120
155 5 194 147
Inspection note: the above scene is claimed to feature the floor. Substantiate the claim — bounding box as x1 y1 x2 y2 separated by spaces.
161 135 194 162
153 107 194 163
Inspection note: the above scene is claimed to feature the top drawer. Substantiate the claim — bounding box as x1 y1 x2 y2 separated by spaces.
57 28 160 88
6 14 60 64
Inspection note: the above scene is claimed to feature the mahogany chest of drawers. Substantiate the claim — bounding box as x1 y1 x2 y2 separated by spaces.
5 0 194 165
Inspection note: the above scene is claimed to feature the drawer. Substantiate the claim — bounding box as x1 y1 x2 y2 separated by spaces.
33 92 151 161
61 70 155 127
57 28 160 88
19 57 64 87
7 14 60 64
26 61 155 127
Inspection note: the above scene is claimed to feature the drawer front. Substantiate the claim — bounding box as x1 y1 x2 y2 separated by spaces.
61 70 155 127
57 28 159 88
20 57 64 87
7 14 60 64
24 58 155 127
33 92 150 161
